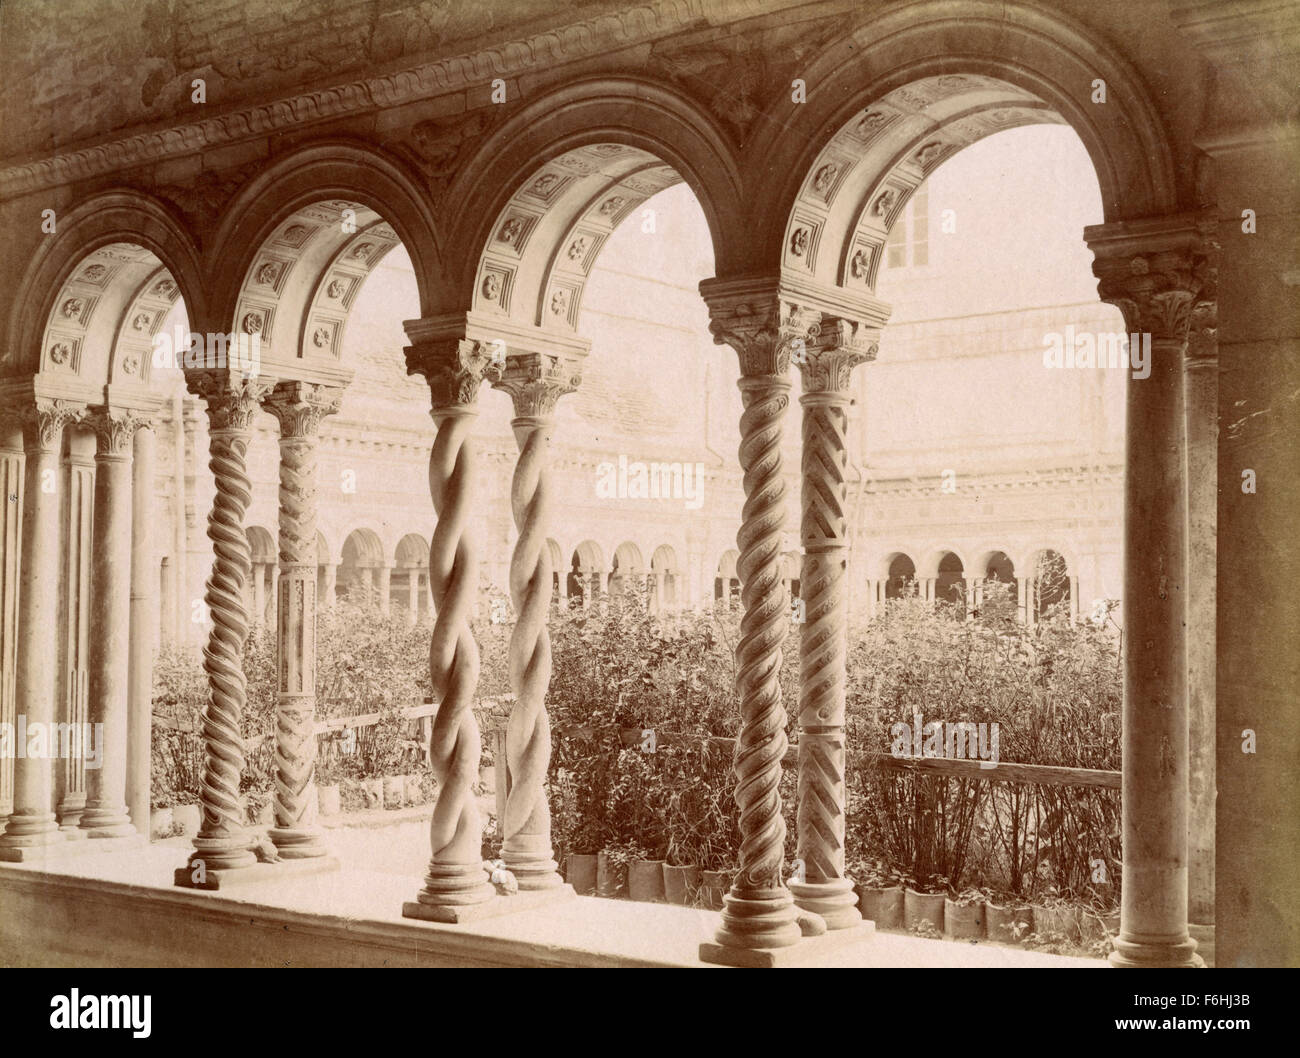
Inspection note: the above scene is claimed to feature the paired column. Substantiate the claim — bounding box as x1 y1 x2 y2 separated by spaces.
181 374 274 874
403 334 499 913
1088 217 1207 967
0 400 83 851
698 281 819 951
790 316 878 929
0 421 23 825
264 381 342 859
492 350 583 890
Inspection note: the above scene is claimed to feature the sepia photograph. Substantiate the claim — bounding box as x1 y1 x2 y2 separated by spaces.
0 0 1295 1017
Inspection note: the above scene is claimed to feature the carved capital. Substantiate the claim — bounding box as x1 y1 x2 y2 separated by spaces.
492 351 583 419
1186 299 1218 367
798 315 880 394
405 338 504 411
700 283 821 377
264 380 344 439
187 373 276 433
87 407 151 457
12 398 85 453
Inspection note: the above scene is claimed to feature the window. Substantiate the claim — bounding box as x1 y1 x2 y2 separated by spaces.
884 185 929 269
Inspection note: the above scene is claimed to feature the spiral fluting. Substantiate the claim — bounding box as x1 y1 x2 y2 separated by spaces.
418 408 494 906
790 392 861 928
502 421 562 887
192 429 257 870
717 374 802 950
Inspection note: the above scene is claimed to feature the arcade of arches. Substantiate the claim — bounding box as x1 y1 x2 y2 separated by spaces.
0 0 1296 968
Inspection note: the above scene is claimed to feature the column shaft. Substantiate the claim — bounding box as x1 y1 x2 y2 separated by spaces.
126 424 157 835
56 436 94 829
0 425 22 823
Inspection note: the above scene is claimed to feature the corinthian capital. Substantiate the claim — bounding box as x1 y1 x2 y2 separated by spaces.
10 398 85 453
87 407 152 457
492 351 583 419
264 380 344 438
1086 214 1216 342
405 337 503 411
798 315 880 394
699 277 820 377
187 372 276 432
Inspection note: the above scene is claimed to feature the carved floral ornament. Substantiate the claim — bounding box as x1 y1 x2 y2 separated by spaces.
350 242 374 261
264 381 344 437
874 189 898 216
530 173 560 195
132 312 152 332
857 110 888 137
326 279 347 299
89 408 151 456
567 236 588 260
312 326 332 348
407 338 505 410
481 273 501 300
850 248 871 280
812 163 839 193
49 341 72 366
256 262 280 286
81 264 107 282
153 278 176 298
61 297 84 318
1092 245 1210 340
242 311 264 335
188 375 276 432
598 196 626 217
498 218 524 244
121 353 141 376
492 351 584 417
789 227 809 257
550 289 570 317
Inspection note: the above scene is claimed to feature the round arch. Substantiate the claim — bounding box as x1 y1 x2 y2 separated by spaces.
444 77 746 315
746 0 1178 279
5 190 205 379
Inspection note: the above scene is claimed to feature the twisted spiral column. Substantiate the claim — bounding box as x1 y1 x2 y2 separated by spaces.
407 337 500 910
493 352 583 889
265 381 341 859
185 375 274 872
790 320 877 928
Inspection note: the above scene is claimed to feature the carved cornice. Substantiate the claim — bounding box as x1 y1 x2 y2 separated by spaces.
493 351 583 419
186 373 276 433
263 380 344 439
0 0 710 199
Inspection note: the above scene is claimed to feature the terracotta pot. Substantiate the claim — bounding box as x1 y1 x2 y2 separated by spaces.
662 863 701 906
317 784 341 817
944 898 986 939
150 807 173 837
596 850 628 899
904 889 946 933
566 854 597 895
403 774 423 805
855 884 904 929
1034 903 1082 942
362 778 384 809
172 803 201 836
986 902 1033 943
628 859 667 903
383 775 404 809
700 869 735 910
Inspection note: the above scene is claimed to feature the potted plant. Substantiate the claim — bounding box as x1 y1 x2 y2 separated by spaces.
597 842 640 899
904 875 948 934
944 886 989 939
851 858 908 930
150 793 175 839
985 891 1034 943
566 852 599 895
628 852 667 903
662 859 701 907
699 860 736 911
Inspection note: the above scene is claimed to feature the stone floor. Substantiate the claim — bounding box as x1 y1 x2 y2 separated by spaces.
0 821 1101 968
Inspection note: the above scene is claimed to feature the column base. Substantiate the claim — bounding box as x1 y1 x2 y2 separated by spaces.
701 922 875 967
80 803 137 838
502 846 564 891
712 885 804 950
790 877 863 930
403 884 576 924
0 832 142 863
268 826 329 860
0 812 64 847
186 832 258 872
1109 934 1205 968
174 855 341 891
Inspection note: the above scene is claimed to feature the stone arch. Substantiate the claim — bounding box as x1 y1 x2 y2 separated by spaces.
749 0 1178 281
206 141 441 372
650 543 680 611
568 539 606 603
395 533 429 568
881 551 917 600
6 190 205 382
340 526 385 602
1029 546 1073 618
446 77 746 317
245 525 276 565
715 548 740 606
609 540 645 597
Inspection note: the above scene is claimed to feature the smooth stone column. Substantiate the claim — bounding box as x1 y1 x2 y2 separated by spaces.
1184 303 1217 926
377 563 392 615
81 408 147 839
57 429 95 830
0 400 82 850
0 420 23 824
126 423 158 835
321 564 336 608
264 381 341 859
406 570 420 625
790 315 879 929
1088 216 1206 968
252 563 267 627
